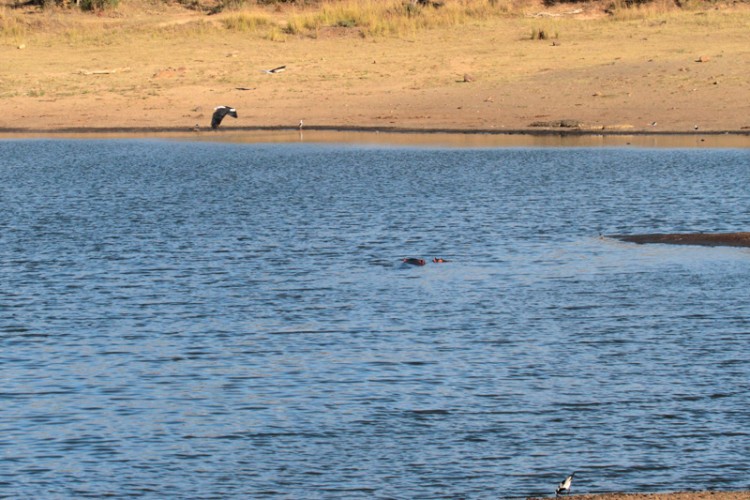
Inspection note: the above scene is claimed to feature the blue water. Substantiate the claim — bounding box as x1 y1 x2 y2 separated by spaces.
1 140 749 499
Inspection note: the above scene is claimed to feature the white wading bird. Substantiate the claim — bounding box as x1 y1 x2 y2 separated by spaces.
556 472 575 497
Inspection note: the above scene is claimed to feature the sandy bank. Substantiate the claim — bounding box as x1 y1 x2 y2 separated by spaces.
2 4 750 139
2 127 750 150
529 493 750 500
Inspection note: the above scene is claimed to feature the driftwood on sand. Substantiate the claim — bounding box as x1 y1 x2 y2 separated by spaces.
611 232 750 247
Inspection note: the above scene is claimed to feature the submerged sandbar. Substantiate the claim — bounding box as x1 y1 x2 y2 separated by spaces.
612 232 750 248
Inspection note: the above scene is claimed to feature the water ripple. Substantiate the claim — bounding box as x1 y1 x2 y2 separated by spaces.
1 141 749 498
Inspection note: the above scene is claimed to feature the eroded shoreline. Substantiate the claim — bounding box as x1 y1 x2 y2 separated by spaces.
2 127 750 149
528 492 750 500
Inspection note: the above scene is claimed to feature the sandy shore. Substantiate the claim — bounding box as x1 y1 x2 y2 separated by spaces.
529 493 750 500
2 2 750 139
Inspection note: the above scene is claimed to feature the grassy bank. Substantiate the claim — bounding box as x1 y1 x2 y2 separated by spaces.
3 0 749 44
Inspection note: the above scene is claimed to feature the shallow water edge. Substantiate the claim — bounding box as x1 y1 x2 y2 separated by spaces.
529 492 750 500
1 128 750 148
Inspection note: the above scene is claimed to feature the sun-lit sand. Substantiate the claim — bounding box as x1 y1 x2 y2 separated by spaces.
530 493 750 500
1 0 750 141
548 491 750 500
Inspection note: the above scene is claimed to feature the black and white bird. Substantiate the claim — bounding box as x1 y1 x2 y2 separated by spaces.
262 65 286 74
555 472 576 497
211 106 238 129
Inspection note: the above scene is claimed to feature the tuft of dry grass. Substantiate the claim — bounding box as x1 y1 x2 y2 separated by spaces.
0 13 27 40
608 0 680 20
219 0 521 38
221 11 273 31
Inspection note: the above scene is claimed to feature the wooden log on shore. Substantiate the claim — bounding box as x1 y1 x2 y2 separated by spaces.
611 232 750 247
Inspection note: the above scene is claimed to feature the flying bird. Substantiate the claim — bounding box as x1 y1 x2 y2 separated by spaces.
262 65 286 74
556 472 576 497
211 106 238 129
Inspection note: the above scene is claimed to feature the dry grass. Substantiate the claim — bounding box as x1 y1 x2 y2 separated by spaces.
292 0 528 36
0 0 570 47
607 0 679 19
221 12 273 31
2 0 746 43
210 0 518 38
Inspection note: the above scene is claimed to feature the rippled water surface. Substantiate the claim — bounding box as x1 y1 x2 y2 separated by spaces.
1 140 749 499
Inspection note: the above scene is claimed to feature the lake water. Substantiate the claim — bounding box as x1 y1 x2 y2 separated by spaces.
1 139 749 499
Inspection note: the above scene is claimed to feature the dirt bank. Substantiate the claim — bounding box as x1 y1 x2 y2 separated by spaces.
2 1 750 136
529 493 750 500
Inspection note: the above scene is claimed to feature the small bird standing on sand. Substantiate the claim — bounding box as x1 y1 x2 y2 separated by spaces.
556 472 576 497
298 119 304 130
211 106 238 129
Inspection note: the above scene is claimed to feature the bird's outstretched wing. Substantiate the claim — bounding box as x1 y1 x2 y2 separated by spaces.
211 106 238 129
263 65 286 74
